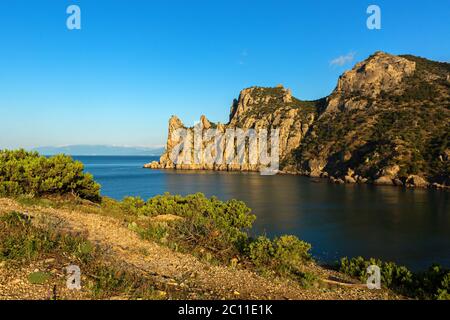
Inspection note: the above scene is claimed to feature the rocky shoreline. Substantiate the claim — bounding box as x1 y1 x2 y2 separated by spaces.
144 161 449 190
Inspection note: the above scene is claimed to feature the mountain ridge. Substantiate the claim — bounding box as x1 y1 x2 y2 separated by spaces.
33 145 164 156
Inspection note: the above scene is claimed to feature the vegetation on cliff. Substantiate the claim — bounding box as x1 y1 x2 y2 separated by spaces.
297 53 450 186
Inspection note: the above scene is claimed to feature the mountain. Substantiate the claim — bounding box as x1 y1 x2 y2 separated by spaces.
147 52 450 188
33 145 164 156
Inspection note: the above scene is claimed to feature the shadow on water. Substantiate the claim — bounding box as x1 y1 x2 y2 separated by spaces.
77 156 449 271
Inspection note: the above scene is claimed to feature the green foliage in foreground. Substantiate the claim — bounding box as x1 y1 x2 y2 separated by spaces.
0 149 100 202
340 257 450 300
247 235 311 276
122 193 256 254
0 211 94 263
0 211 162 299
121 193 314 284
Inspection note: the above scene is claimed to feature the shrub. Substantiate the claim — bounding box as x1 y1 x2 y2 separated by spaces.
247 235 311 277
0 149 100 202
121 196 146 214
122 193 256 260
339 256 450 300
339 257 413 290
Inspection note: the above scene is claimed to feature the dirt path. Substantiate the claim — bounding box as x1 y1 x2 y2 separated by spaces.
0 198 399 300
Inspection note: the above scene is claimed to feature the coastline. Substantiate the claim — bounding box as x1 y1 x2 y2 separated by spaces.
143 162 449 191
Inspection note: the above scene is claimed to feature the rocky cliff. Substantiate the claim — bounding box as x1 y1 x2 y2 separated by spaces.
146 52 450 188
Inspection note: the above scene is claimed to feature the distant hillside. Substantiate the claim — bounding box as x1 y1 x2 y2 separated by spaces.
296 52 450 187
150 52 449 188
33 145 164 156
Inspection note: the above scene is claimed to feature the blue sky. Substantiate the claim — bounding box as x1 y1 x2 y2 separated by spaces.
1 0 449 149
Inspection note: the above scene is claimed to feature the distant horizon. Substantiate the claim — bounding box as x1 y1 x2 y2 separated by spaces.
28 144 165 156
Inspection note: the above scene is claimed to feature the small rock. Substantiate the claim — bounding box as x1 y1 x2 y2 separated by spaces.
144 161 160 169
344 176 356 184
374 176 394 185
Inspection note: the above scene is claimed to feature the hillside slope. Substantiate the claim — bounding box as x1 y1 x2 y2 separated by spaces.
0 197 398 300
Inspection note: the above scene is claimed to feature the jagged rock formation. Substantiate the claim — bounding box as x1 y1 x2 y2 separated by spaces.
146 52 450 188
325 52 417 113
145 85 318 172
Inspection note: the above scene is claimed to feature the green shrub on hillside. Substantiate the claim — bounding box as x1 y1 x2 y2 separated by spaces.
122 193 256 258
247 235 312 276
0 149 100 202
340 256 450 300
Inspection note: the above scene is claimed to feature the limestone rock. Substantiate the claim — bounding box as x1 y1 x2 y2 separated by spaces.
144 161 160 169
374 176 394 185
325 52 416 113
200 115 211 130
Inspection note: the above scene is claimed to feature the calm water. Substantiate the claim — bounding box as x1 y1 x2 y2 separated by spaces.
75 156 450 271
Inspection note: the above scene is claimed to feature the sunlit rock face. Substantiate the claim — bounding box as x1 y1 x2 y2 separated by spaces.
152 85 316 173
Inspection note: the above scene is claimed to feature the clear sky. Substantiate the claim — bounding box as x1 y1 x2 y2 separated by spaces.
1 0 449 149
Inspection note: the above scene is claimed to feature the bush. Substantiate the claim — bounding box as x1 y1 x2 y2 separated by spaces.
122 193 256 260
247 235 311 277
339 256 450 300
0 149 100 202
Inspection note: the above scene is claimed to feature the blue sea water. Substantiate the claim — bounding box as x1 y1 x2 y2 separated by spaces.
75 155 450 271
